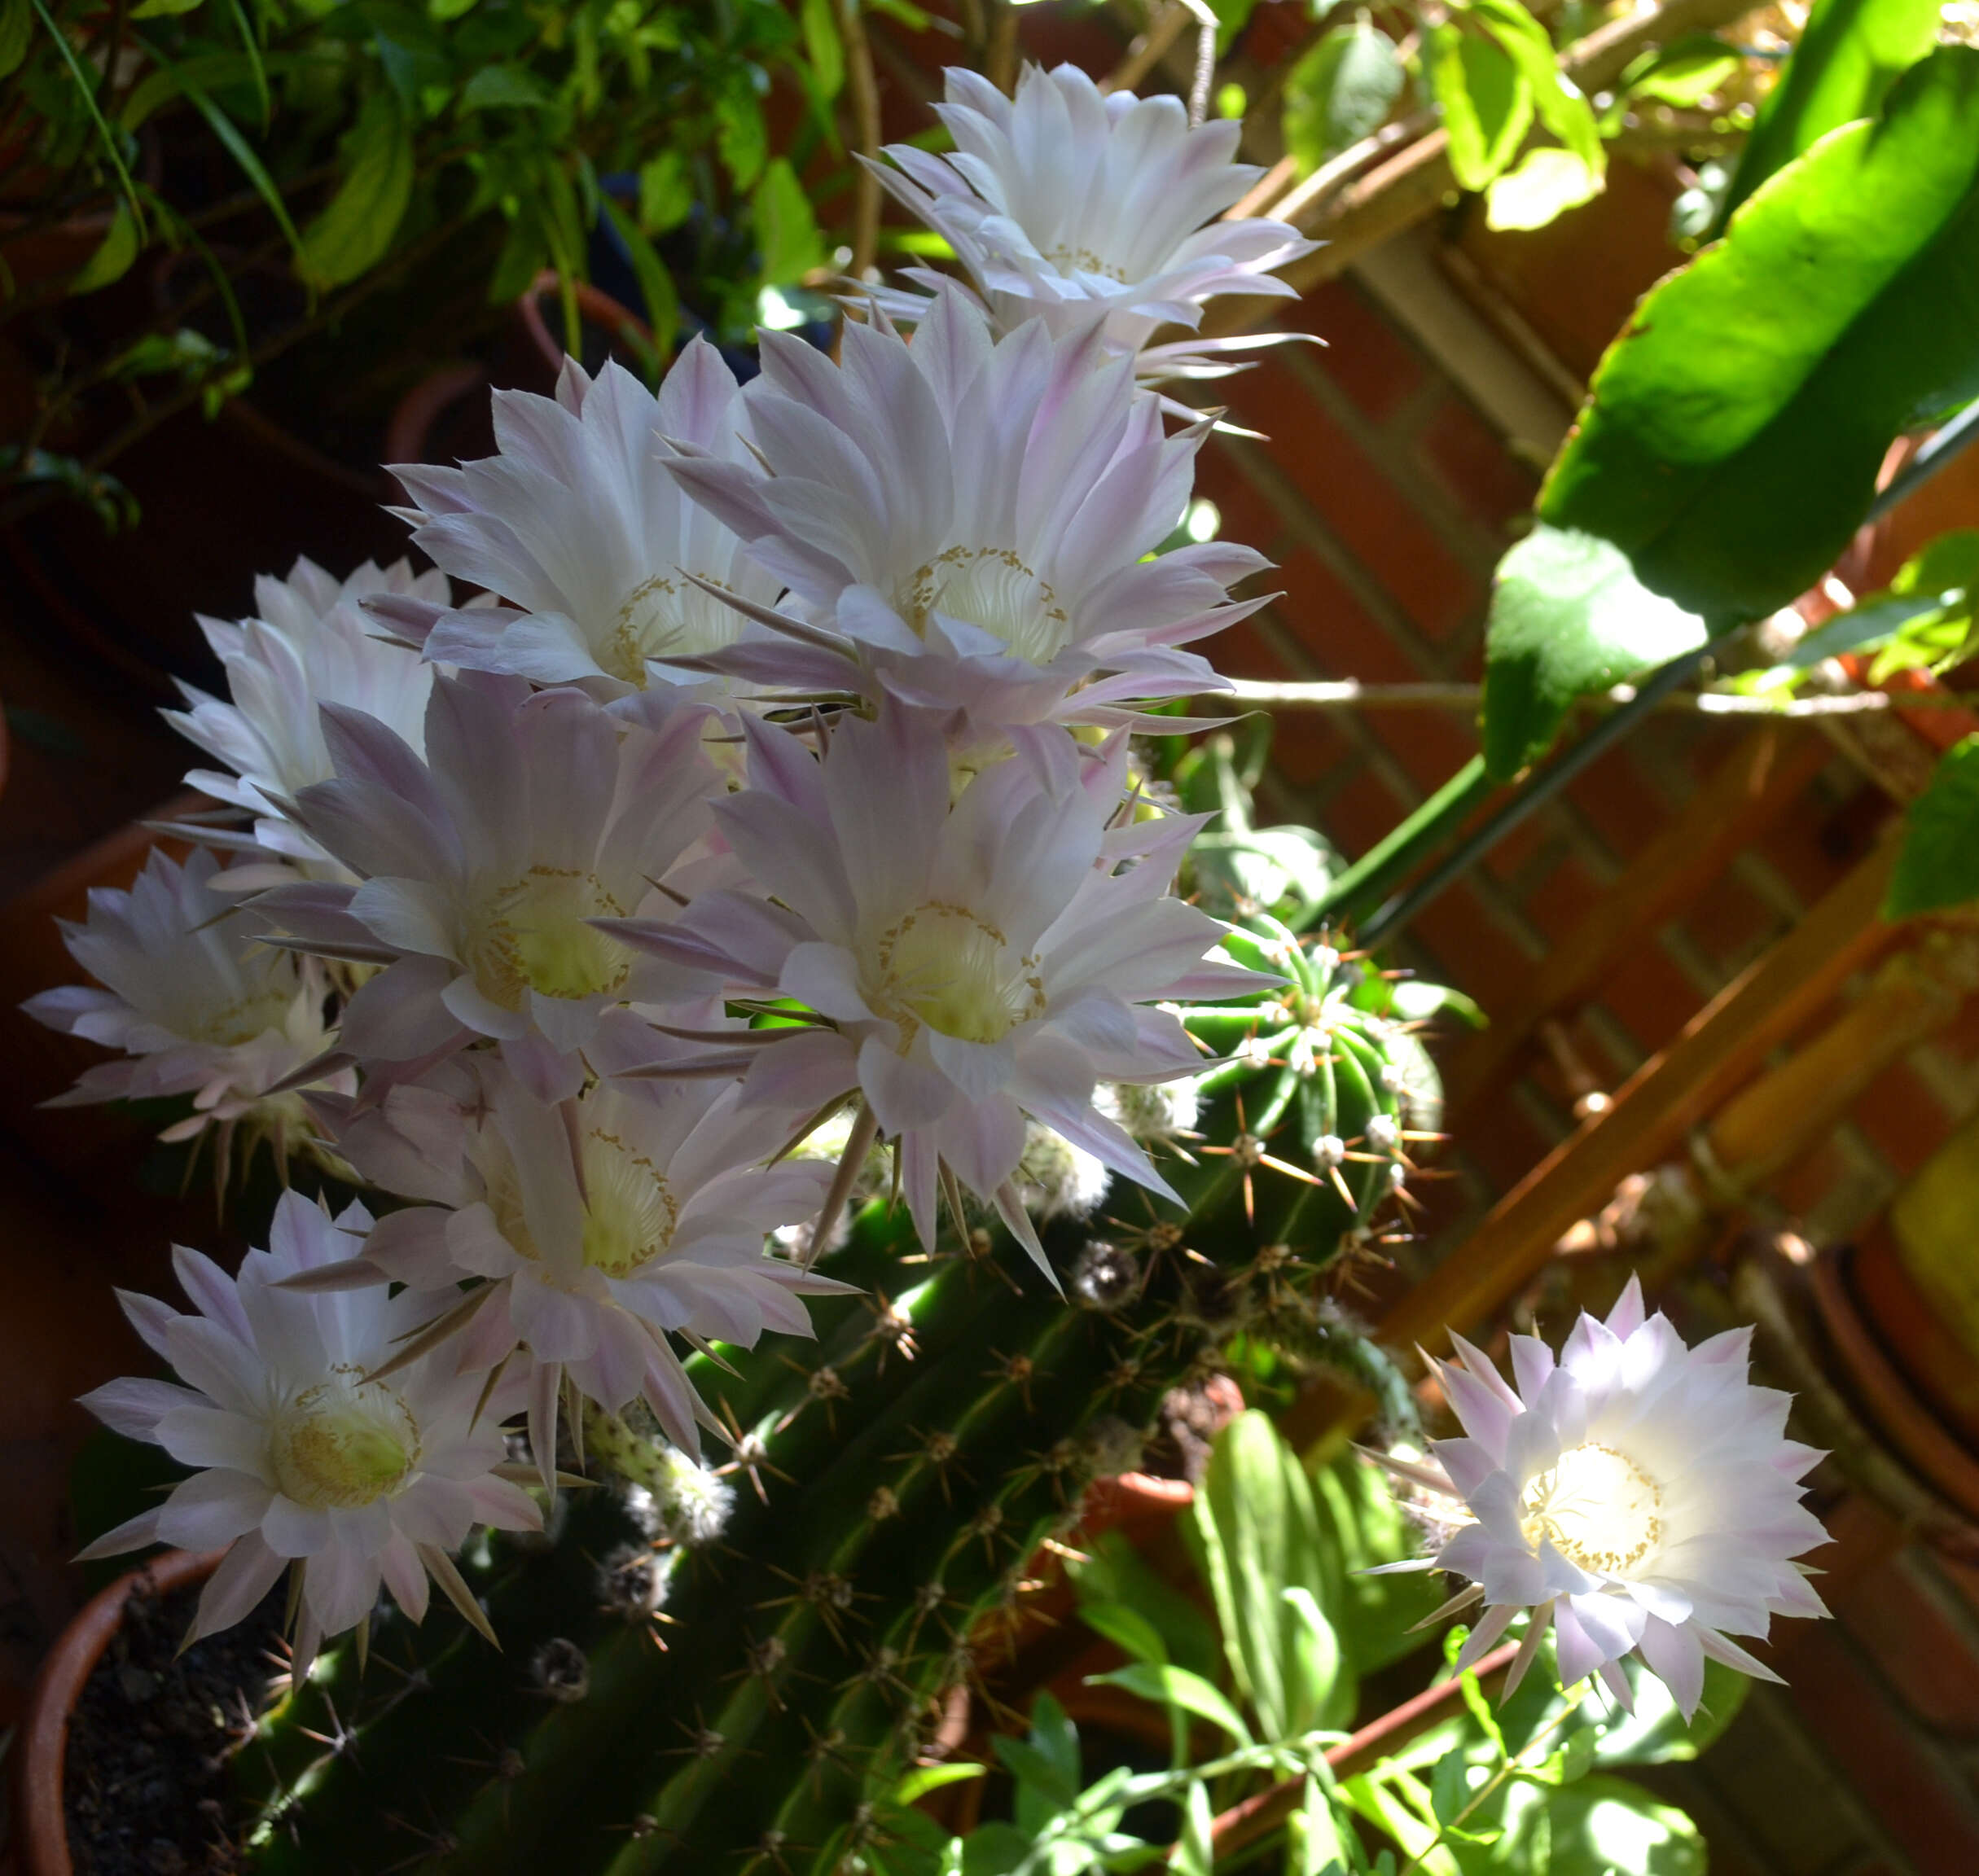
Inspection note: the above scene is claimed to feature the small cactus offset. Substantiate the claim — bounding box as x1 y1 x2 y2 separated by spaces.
232 923 1447 1876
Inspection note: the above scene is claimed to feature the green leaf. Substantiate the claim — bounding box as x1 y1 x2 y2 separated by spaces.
1195 1411 1346 1738
802 0 845 102
0 0 29 79
1079 1600 1170 1667
1281 1585 1345 1740
1481 525 1707 780
890 1761 987 1806
131 0 202 15
754 155 827 287
601 196 679 355
1485 146 1603 230
69 200 141 294
1291 1777 1351 1876
1283 23 1405 171
160 57 305 263
1617 36 1742 109
1174 1782 1214 1876
30 0 144 230
1087 1663 1256 1748
1068 1530 1222 1682
297 90 415 290
1533 1773 1706 1876
638 150 694 234
460 64 551 109
1540 46 1979 627
1889 734 1979 918
1591 1658 1751 1764
717 82 769 190
1716 0 1945 231
1468 0 1604 177
1428 24 1532 191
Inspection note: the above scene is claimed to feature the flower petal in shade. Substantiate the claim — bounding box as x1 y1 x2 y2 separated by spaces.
1635 1614 1706 1718
194 1533 289 1642
157 1469 274 1550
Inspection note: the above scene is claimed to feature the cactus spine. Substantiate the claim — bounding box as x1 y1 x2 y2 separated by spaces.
239 930 1435 1875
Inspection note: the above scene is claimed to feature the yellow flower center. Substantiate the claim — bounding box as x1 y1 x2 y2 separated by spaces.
1520 1440 1665 1576
465 867 630 1007
899 545 1069 667
269 1368 420 1509
491 1126 681 1281
872 902 1045 1046
599 570 744 687
1041 242 1128 283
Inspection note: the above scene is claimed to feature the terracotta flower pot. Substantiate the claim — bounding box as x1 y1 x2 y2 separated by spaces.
14 1549 224 1876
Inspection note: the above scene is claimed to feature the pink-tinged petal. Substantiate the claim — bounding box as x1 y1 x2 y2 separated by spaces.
159 1469 274 1549
340 957 469 1060
169 1245 254 1340
1428 1436 1498 1499
1437 1359 1517 1454
510 1274 603 1364
1502 1602 1553 1698
926 1029 1017 1104
1605 1274 1646 1339
1565 1590 1646 1666
1597 1657 1636 1712
155 1405 269 1476
380 1530 430 1623
463 1474 543 1532
936 1092 1028 1198
441 971 529 1042
1501 1407 1560 1488
1635 1613 1706 1717
194 1533 287 1639
74 1506 165 1563
1551 1599 1607 1688
1481 1544 1549 1609
305 1530 384 1635
1695 1625 1785 1685
640 1336 704 1453
740 1027 859 1112
1450 1332 1524 1414
117 1289 182 1365
261 1494 332 1558
780 942 877 1023
858 1033 956 1136
1508 1334 1555 1405
1454 1601 1519 1673
366 1207 462 1286
1626 1577 1695 1627
77 1376 204 1440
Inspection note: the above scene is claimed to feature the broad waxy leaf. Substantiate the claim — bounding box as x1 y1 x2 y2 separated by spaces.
1283 22 1406 170
1481 524 1707 779
1616 36 1742 111
1086 1663 1255 1748
1428 24 1532 191
70 200 141 294
1194 1411 1354 1738
1889 735 1979 918
755 155 827 287
297 90 415 290
0 0 29 78
1541 47 1979 627
1486 146 1603 231
1715 0 1945 230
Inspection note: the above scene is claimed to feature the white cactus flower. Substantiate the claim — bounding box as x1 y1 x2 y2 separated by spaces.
868 64 1314 378
77 1192 539 1680
163 555 450 886
386 341 785 698
21 845 348 1140
663 286 1270 736
1379 1278 1831 1718
308 1040 849 1471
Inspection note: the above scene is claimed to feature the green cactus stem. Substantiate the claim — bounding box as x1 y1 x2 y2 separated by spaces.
236 935 1437 1876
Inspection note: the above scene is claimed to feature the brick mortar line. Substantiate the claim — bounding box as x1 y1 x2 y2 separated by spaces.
1273 342 1512 587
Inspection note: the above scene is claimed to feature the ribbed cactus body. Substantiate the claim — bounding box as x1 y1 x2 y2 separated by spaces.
241 937 1430 1875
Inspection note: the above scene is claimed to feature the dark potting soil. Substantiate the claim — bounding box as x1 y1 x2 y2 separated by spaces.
64 1575 287 1876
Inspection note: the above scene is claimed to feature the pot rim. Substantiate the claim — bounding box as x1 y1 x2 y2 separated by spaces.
15 1547 225 1876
